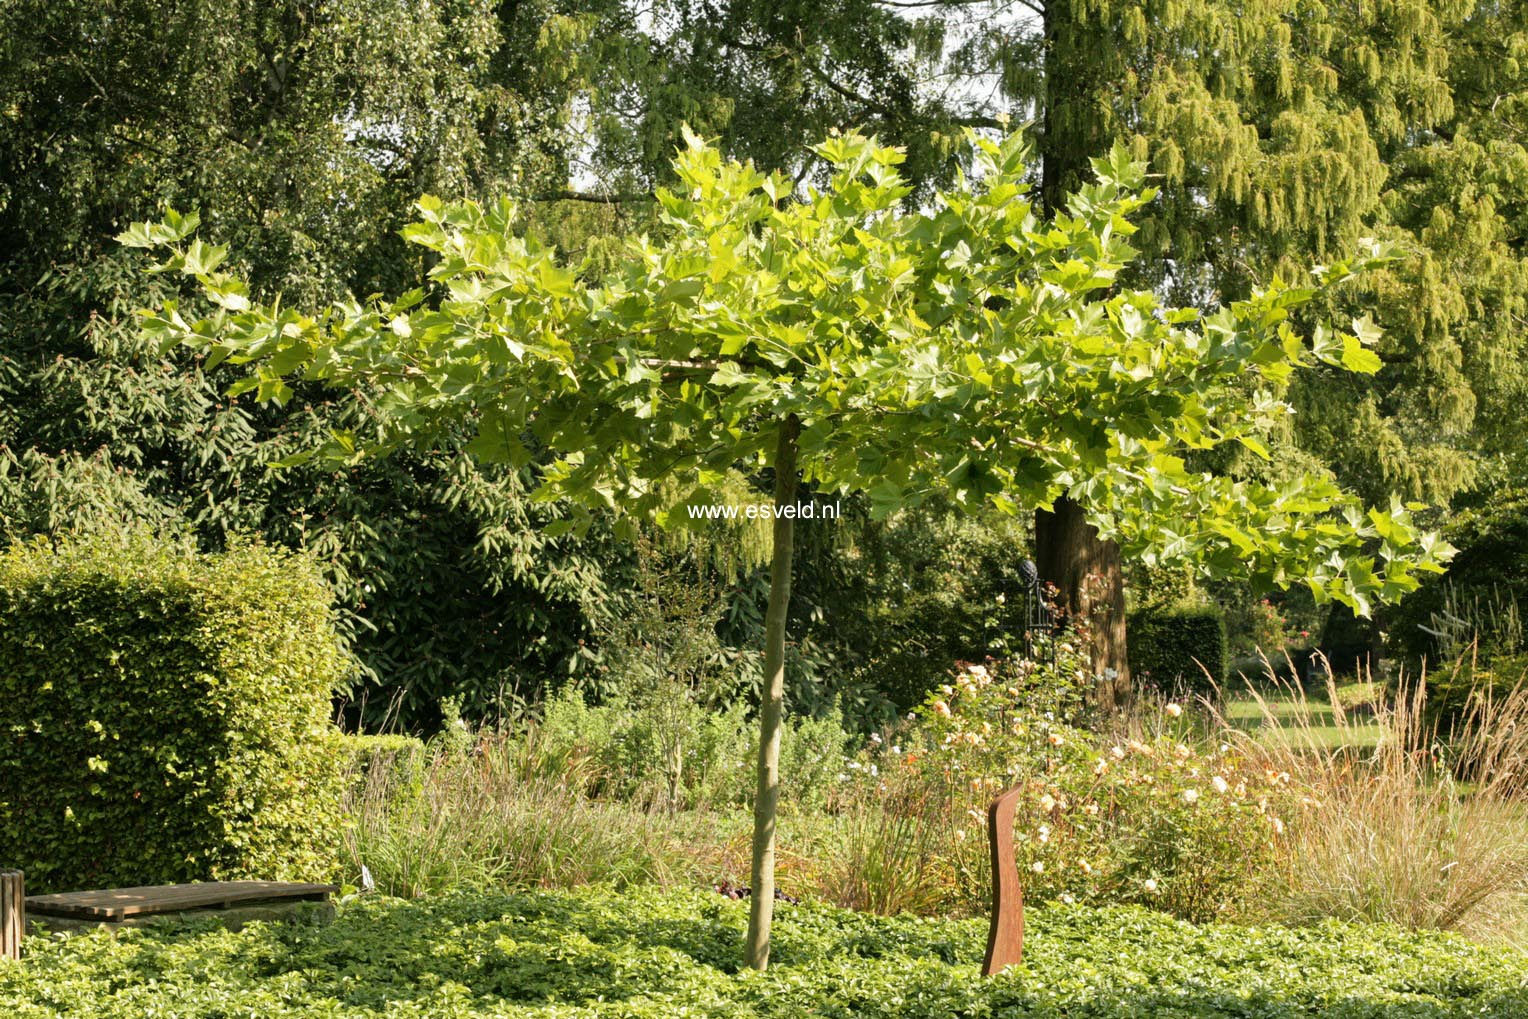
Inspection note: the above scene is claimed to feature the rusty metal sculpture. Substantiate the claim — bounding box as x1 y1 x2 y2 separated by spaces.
981 785 1025 976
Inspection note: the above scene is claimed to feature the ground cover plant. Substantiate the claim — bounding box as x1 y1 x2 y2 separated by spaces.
4 886 1527 1018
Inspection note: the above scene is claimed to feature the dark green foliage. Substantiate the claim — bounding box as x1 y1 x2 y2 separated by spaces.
1128 606 1229 699
0 0 633 731
1390 490 1528 735
792 506 1031 722
0 0 984 740
1391 488 1528 666
4 886 1527 1016
0 532 347 893
0 253 630 730
1420 655 1528 738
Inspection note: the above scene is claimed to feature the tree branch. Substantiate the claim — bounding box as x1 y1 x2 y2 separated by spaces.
530 189 653 205
876 0 1043 15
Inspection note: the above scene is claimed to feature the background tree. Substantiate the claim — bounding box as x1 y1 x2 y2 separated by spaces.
0 0 640 726
579 0 975 197
923 0 1526 678
0 0 1014 725
124 130 1447 967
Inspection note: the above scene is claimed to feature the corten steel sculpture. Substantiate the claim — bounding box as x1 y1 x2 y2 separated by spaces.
982 786 1025 975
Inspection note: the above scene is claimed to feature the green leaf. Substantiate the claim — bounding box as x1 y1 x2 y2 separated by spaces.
1236 435 1272 461
1340 334 1382 374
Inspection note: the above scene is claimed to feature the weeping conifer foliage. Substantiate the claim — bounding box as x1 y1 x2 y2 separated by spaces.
925 1 1527 680
937 0 1523 508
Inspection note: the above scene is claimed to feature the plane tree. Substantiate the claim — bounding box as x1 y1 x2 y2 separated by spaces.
122 129 1451 968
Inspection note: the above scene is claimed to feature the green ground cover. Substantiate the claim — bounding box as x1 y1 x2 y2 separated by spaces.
3 887 1525 1018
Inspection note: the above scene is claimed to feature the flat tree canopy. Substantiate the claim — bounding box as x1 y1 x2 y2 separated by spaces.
123 129 1452 966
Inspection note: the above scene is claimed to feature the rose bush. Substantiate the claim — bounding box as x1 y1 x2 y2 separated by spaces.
837 647 1299 921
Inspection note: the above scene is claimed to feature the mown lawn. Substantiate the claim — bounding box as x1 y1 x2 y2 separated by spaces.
1222 686 1385 750
3 886 1525 1017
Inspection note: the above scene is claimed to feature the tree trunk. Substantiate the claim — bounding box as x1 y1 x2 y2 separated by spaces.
1035 496 1130 710
1034 1 1131 712
743 414 799 971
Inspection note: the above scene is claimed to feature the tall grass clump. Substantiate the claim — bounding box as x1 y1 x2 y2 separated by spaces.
340 732 705 898
1223 656 1528 943
815 766 951 916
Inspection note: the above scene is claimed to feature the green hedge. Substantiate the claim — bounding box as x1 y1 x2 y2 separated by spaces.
339 734 426 774
0 533 348 893
1128 605 1229 700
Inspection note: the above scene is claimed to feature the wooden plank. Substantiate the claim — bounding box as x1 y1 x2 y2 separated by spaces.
25 881 337 922
1 870 21 960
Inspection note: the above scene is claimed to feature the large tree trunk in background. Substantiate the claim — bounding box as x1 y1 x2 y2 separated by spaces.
743 414 799 971
1317 601 1381 681
1034 0 1131 710
1035 496 1131 710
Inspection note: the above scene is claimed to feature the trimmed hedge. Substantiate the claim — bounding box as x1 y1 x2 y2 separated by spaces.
0 533 348 893
1128 605 1229 700
340 734 427 774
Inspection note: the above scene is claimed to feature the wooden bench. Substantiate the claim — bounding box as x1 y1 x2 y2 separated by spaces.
2 874 330 958
24 880 338 923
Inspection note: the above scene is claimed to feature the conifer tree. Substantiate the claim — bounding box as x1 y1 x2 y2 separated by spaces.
929 0 1524 680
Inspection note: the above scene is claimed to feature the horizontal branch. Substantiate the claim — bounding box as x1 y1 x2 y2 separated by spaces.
530 189 654 205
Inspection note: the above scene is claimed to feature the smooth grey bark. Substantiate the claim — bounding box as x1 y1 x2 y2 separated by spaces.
743 413 799 971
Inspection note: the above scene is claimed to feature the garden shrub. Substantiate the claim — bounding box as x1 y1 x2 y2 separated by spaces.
0 531 349 892
1128 605 1229 699
339 733 426 799
896 656 1289 921
778 704 853 812
341 734 427 772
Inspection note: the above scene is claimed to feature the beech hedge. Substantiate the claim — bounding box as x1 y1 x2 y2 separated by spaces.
1128 605 1229 700
0 533 348 892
